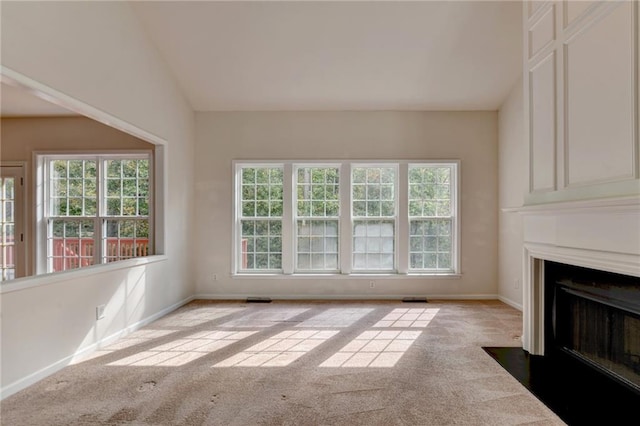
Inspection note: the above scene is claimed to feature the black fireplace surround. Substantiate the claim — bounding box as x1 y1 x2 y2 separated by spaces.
541 261 640 422
545 261 640 391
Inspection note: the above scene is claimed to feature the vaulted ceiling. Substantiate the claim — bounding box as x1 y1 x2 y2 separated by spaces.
1 1 523 116
131 1 522 111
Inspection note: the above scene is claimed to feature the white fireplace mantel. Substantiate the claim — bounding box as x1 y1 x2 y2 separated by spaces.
516 195 640 355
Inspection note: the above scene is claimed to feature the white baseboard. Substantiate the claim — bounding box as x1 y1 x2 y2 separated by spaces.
0 295 195 400
498 295 523 311
194 293 500 301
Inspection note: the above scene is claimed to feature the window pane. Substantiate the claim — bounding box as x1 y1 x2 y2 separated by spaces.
107 160 121 178
107 198 121 216
240 219 282 271
104 219 150 262
50 160 97 217
139 199 149 216
48 219 95 272
123 179 137 196
352 220 395 271
408 165 452 219
107 178 120 197
122 160 137 178
104 159 150 217
296 167 340 218
352 167 395 217
241 166 283 219
296 219 339 271
409 219 453 271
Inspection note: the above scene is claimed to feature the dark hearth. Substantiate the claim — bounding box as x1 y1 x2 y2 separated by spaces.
484 346 640 425
494 261 640 424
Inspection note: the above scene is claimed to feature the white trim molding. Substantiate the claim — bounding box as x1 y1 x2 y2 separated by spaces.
194 293 498 301
522 240 640 356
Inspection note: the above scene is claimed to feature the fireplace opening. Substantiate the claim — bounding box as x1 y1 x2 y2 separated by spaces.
545 261 640 393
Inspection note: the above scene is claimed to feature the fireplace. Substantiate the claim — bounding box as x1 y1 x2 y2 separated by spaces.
517 196 640 421
520 197 640 358
545 261 640 392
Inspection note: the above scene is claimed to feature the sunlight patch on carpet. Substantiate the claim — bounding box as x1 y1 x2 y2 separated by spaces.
108 331 257 367
320 330 421 368
71 329 179 364
373 308 439 328
213 329 339 367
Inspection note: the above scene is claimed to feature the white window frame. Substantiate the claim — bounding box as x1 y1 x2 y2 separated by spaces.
233 160 460 277
407 162 460 274
235 163 285 273
0 163 26 281
36 151 154 274
293 163 342 273
350 163 399 273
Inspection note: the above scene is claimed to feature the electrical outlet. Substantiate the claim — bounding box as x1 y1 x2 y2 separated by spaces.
515 279 520 289
369 281 375 288
213 274 218 281
96 304 106 320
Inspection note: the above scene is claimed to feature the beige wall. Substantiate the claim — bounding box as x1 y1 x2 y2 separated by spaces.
498 79 526 309
195 111 498 298
1 116 154 276
1 116 152 160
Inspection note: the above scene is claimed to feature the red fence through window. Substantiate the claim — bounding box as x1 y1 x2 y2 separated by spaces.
51 238 149 272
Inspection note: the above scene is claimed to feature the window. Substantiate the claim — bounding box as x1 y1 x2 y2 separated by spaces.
239 166 283 271
234 161 459 276
408 165 455 272
352 166 397 271
39 153 152 273
0 165 25 281
295 166 340 272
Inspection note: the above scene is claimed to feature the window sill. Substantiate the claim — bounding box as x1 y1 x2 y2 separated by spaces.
0 255 168 294
231 272 462 280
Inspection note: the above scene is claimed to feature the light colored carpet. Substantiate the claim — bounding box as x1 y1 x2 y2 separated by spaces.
1 300 566 425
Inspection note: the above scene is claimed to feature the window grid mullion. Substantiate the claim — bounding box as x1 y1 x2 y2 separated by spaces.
65 161 70 217
339 164 351 274
282 163 293 274
96 157 103 264
397 164 409 274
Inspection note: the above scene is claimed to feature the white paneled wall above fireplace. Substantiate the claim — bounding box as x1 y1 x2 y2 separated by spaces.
524 1 639 205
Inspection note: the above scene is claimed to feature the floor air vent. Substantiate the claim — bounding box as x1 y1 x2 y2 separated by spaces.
246 297 272 303
402 297 428 303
